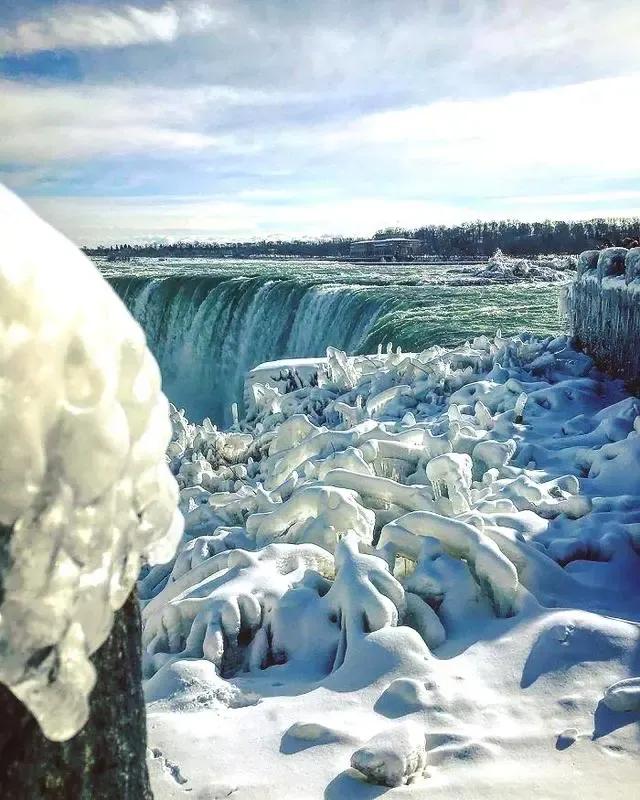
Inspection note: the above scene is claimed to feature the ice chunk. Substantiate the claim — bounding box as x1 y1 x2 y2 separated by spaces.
375 678 433 717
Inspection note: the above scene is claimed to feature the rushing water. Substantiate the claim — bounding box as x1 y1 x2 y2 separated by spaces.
100 257 566 424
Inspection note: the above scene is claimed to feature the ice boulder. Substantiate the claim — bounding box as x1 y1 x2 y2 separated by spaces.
0 186 181 740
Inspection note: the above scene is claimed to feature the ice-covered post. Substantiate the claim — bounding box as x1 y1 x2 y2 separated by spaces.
568 247 640 388
0 187 182 798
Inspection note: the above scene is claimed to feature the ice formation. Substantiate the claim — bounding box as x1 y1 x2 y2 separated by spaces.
0 187 181 740
569 246 640 385
145 329 640 797
470 250 575 284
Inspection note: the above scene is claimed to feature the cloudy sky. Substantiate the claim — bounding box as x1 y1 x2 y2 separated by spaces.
1 0 639 244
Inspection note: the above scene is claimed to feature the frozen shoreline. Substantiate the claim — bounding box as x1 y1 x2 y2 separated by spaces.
143 334 640 798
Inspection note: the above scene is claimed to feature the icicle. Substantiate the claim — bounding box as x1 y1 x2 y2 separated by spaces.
377 342 383 356
386 341 393 354
231 402 239 427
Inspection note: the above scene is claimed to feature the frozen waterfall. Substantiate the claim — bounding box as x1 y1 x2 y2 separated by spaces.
111 275 397 425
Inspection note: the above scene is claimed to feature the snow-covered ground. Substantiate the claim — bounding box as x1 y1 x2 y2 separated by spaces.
143 335 640 799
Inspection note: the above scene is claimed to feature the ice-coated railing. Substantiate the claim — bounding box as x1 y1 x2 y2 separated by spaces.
567 247 640 387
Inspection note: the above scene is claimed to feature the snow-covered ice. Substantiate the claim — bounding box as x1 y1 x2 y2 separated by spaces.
0 187 181 741
145 332 640 798
466 250 576 284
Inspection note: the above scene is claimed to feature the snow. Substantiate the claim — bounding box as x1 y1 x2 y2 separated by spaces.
0 186 182 741
146 331 640 797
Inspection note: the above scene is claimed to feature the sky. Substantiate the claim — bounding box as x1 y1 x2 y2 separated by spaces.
1 0 639 245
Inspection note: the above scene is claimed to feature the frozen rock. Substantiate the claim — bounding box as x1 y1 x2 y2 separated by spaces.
350 721 427 786
142 542 334 678
603 677 640 712
327 534 406 671
472 438 517 474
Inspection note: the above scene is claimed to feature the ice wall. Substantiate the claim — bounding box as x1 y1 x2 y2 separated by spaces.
568 247 640 388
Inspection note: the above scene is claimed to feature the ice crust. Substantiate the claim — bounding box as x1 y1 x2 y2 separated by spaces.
0 187 182 741
145 329 640 797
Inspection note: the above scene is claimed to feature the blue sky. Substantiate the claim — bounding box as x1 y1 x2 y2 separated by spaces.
1 0 639 245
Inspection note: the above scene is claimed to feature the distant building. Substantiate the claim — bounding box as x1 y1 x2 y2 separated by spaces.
349 238 422 259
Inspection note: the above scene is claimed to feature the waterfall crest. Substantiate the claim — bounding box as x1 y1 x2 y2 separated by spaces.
111 274 393 424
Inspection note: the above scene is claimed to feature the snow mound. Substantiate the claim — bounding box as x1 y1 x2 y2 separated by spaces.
0 187 181 740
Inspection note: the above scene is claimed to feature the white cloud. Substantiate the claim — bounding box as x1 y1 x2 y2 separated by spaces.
0 79 292 162
505 190 640 206
0 1 226 55
319 75 640 181
6 72 639 177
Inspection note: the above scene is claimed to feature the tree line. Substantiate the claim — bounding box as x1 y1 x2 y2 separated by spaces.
84 217 640 259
